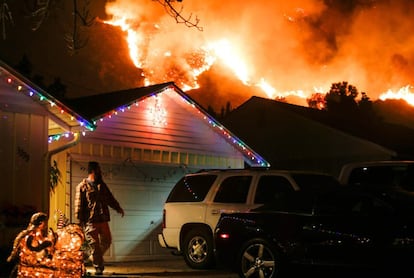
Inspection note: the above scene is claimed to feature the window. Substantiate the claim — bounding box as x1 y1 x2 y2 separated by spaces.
254 175 294 204
291 173 340 192
214 176 252 203
166 175 217 202
347 165 414 191
316 190 393 216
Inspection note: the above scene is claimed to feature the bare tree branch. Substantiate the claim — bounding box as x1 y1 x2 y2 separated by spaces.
5 0 202 53
65 0 94 54
153 0 203 31
1 1 14 40
29 0 52 31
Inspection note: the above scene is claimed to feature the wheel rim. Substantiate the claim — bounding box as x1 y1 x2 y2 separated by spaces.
241 243 276 278
187 235 208 263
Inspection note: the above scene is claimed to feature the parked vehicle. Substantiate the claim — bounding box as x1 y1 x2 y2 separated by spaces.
338 160 414 189
158 168 340 269
338 160 414 202
214 187 414 278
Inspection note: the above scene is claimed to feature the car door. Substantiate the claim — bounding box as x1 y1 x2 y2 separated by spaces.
205 174 256 230
301 190 395 266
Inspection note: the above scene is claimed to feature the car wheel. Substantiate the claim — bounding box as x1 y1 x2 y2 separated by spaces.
182 229 214 269
238 239 279 278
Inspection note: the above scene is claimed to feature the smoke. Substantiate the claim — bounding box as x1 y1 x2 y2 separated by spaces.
103 0 414 103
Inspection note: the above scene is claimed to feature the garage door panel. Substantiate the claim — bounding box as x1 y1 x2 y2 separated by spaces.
71 159 187 261
110 213 162 236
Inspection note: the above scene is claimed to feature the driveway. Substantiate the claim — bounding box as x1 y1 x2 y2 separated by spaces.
85 255 238 277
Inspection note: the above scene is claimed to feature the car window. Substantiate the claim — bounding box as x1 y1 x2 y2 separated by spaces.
214 175 252 203
166 174 217 202
348 166 395 186
254 175 294 204
253 191 315 214
291 173 340 192
347 165 414 192
315 190 393 216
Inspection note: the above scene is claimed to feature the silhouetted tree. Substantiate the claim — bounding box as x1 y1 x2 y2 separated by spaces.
324 81 359 115
47 77 67 99
15 54 32 78
219 101 232 119
207 105 217 118
358 92 373 113
358 92 382 122
32 74 46 89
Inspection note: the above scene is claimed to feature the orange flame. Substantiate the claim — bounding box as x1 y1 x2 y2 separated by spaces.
379 85 414 106
102 5 414 108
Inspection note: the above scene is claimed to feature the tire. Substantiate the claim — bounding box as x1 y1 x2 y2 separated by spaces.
238 239 281 278
182 229 215 269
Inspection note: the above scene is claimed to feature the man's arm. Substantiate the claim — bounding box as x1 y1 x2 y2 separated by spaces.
102 183 125 217
74 180 87 223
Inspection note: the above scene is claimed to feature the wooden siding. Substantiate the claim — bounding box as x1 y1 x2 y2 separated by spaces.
70 91 245 169
0 111 48 209
69 143 243 169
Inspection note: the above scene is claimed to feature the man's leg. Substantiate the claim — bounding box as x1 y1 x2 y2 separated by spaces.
98 222 112 256
84 223 104 274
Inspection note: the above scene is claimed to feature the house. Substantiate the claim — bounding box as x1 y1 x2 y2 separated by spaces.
0 59 269 262
57 82 269 261
0 60 95 257
222 96 397 176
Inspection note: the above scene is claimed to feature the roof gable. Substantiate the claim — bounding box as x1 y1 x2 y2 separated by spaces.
65 84 270 168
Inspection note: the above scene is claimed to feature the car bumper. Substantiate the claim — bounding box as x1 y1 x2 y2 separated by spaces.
158 233 168 248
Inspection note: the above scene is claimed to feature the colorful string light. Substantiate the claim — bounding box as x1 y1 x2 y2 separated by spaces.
1 65 269 167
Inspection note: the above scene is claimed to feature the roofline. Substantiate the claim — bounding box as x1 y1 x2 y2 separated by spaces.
169 83 271 168
0 60 96 131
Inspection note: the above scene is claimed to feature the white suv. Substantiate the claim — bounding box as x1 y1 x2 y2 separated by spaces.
158 168 340 269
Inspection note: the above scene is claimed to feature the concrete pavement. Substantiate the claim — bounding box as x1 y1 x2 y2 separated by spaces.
84 255 238 278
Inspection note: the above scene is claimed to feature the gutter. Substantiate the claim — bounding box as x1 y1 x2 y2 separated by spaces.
43 132 81 213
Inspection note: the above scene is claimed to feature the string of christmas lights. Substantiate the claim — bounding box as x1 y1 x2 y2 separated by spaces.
1 66 269 167
0 66 95 134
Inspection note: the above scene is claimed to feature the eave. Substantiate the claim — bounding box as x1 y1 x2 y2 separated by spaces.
65 82 270 168
0 60 96 136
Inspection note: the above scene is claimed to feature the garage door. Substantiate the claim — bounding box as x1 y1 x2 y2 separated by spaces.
70 159 192 261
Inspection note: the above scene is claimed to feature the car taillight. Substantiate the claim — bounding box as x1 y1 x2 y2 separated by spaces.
162 209 166 229
219 233 230 239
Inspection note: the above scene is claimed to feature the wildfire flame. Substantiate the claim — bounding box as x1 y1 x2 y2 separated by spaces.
103 1 414 108
379 85 414 106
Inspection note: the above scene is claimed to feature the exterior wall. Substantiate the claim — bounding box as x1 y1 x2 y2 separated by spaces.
0 110 49 250
0 111 48 212
69 142 243 169
48 150 72 230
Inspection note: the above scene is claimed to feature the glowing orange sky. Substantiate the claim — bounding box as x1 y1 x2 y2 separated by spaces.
103 0 414 106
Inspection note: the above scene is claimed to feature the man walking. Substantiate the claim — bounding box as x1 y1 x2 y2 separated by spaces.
75 161 125 275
